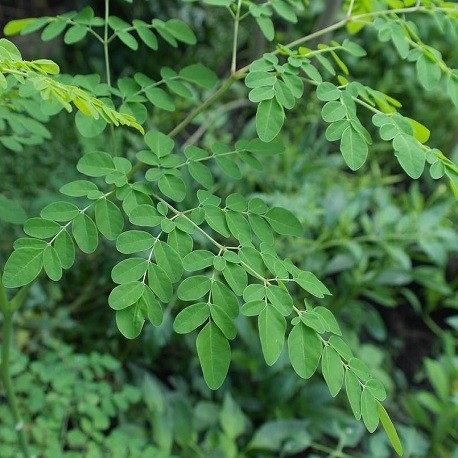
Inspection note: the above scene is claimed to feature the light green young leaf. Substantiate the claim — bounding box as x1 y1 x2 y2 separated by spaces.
377 403 403 456
3 247 44 288
322 345 344 397
288 322 322 379
258 306 286 366
361 389 379 433
263 207 302 236
174 302 210 334
204 206 230 237
196 321 231 389
72 213 99 254
43 245 62 281
256 98 285 142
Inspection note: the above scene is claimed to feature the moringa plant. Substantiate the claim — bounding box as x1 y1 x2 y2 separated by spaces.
1 0 458 456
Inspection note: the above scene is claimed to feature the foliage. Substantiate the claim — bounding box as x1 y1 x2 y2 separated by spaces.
1 0 458 456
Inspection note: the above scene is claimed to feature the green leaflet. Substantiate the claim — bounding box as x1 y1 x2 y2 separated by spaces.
222 263 247 296
116 230 155 254
116 286 163 339
177 275 212 301
108 281 145 310
287 322 322 379
183 250 215 271
77 151 116 177
24 218 61 239
196 322 231 390
294 271 330 298
72 213 98 254
155 241 183 283
179 64 218 89
256 98 285 142
43 245 62 281
377 403 403 456
211 303 237 339
174 302 210 334
211 281 239 318
314 307 341 335
271 0 297 23
255 16 275 41
321 101 346 123
60 180 99 197
258 306 286 365
366 378 387 402
112 258 148 284
3 247 44 288
41 201 79 222
158 174 186 202
340 126 368 171
144 130 174 157
416 54 441 91
263 207 302 236
95 199 124 240
148 263 173 302
393 133 425 179
53 231 75 269
128 204 163 227
361 388 380 433
321 345 344 397
265 285 293 316
345 368 362 420
349 357 371 382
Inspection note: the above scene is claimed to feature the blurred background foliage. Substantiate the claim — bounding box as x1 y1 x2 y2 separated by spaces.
0 0 457 457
